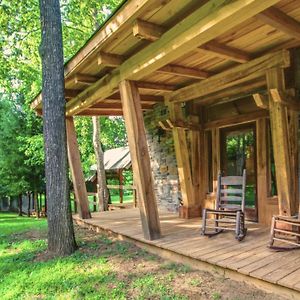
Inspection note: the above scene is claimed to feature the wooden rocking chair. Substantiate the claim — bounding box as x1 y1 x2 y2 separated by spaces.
201 170 247 241
269 215 300 250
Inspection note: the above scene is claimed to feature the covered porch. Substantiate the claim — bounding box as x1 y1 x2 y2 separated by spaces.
74 209 300 299
31 0 300 287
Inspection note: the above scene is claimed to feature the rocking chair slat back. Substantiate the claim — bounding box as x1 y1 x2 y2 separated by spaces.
216 169 246 213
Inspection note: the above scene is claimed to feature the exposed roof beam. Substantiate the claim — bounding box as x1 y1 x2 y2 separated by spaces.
65 89 82 99
66 0 281 116
133 18 165 41
98 52 125 67
168 50 289 104
105 93 164 102
135 81 176 91
133 19 251 63
197 41 251 63
73 74 99 85
257 7 300 41
64 0 169 76
252 93 269 109
204 110 269 129
78 109 124 116
91 102 153 110
269 88 300 110
194 78 266 106
158 64 211 79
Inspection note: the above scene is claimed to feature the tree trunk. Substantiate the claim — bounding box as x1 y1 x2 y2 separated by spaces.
18 194 22 216
92 116 109 211
27 192 31 217
39 0 77 256
44 192 47 215
33 191 40 218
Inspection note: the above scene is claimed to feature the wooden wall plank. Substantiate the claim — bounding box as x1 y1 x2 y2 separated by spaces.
119 80 161 240
66 117 91 219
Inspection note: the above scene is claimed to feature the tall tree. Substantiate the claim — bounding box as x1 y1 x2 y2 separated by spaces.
92 117 109 211
39 0 76 255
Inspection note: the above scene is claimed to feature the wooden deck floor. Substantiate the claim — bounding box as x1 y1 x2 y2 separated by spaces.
73 209 300 298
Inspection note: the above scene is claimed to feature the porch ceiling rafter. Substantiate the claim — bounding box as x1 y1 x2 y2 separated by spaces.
168 49 290 104
133 19 251 63
257 7 300 41
65 0 280 116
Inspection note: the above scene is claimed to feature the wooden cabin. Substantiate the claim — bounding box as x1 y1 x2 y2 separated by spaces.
32 2 300 292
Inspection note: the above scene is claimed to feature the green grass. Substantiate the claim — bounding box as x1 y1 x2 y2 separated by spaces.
0 213 188 300
0 213 277 300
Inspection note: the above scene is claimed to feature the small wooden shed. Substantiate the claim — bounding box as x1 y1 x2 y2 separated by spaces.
87 146 133 204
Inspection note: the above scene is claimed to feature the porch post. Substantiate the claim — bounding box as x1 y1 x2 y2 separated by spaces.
119 80 161 240
167 101 201 218
66 117 91 219
256 118 270 224
266 68 298 216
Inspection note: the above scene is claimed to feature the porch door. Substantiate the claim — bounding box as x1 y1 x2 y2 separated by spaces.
220 123 257 221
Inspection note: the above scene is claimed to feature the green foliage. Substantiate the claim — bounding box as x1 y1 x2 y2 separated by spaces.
0 0 126 197
0 213 187 300
75 116 127 176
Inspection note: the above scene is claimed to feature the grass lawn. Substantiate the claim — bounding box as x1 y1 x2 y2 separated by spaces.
0 213 284 300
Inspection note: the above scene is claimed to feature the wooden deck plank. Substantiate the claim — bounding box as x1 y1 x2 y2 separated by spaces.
263 257 300 283
73 209 300 296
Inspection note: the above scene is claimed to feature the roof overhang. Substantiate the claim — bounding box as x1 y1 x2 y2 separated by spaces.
31 0 300 117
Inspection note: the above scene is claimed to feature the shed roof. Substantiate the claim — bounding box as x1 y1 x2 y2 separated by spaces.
91 146 131 171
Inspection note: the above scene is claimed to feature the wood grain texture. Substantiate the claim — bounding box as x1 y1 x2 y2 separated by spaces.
119 80 161 240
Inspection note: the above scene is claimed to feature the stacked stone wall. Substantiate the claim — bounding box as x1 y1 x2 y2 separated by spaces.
144 104 181 212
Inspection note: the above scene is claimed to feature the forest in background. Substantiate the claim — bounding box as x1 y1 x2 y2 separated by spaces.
0 0 126 199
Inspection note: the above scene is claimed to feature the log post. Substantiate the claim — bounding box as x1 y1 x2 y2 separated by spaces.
166 100 201 218
266 68 298 216
256 118 269 224
119 80 161 240
66 117 91 219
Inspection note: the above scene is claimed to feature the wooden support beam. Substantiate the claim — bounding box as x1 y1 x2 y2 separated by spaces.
135 81 176 91
98 52 125 67
166 99 199 218
66 117 91 219
119 80 161 240
158 64 211 79
256 118 271 225
211 128 221 195
194 78 266 106
269 88 300 110
253 93 269 109
198 41 251 63
266 68 298 216
169 50 290 104
91 102 153 110
257 7 300 41
133 19 251 63
74 74 98 85
105 93 164 103
65 89 82 99
133 18 164 41
66 0 280 116
78 109 123 116
204 110 268 129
